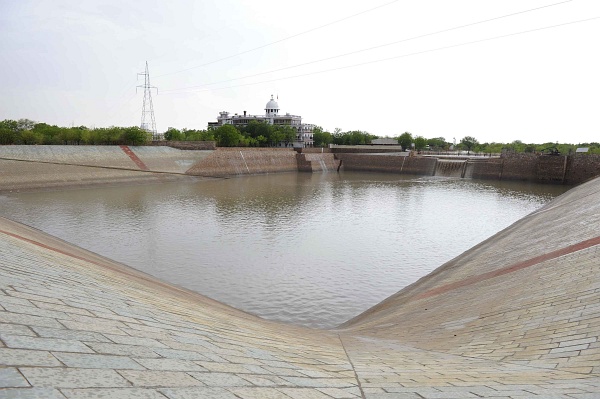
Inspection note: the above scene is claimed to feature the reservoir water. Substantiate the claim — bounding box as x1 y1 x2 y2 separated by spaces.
0 172 569 328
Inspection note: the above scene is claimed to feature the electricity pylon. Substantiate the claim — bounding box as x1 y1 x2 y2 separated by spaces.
137 61 159 140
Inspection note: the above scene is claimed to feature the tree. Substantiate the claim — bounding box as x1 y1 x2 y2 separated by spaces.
275 125 297 147
397 132 413 150
214 125 241 147
414 135 427 151
164 127 184 141
313 126 333 147
122 127 150 145
460 136 479 154
427 137 448 151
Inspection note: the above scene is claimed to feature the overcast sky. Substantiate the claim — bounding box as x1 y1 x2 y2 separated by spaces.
1 0 599 144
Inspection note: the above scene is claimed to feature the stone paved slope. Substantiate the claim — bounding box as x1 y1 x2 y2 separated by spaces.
0 146 212 191
1 178 600 397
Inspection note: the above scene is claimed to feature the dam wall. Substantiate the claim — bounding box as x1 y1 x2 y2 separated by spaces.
0 145 212 191
337 153 437 175
185 147 298 177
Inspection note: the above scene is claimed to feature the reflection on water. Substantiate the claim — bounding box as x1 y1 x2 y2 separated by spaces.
0 172 569 328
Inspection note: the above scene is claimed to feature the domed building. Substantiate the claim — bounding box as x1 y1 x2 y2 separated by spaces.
208 95 314 147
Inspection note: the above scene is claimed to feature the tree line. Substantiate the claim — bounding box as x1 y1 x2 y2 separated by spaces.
0 119 149 145
2 118 597 154
394 132 600 155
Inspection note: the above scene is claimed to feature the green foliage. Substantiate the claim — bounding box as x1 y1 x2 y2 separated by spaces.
313 126 333 147
413 135 427 151
332 130 376 145
164 127 184 141
213 125 242 147
460 136 479 154
397 132 413 149
426 137 448 150
275 125 297 147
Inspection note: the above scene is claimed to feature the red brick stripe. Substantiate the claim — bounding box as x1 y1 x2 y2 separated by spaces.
414 236 600 301
120 145 149 171
0 229 110 269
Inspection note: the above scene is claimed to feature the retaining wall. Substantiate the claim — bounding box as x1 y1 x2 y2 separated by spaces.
151 141 217 150
185 148 298 177
337 153 437 175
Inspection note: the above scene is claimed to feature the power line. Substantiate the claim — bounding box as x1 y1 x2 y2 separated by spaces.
161 0 574 93
153 0 399 78
161 16 599 95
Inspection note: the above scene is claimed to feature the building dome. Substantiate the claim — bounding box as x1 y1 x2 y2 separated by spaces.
265 95 278 109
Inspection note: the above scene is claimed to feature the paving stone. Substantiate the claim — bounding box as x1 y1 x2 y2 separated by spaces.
229 387 292 399
52 352 145 370
0 348 62 367
0 312 63 329
160 387 239 399
281 377 356 388
85 342 159 358
241 374 291 387
134 358 206 371
117 370 205 387
19 368 130 388
188 372 254 387
1 335 94 353
0 387 67 398
278 388 332 399
104 333 167 348
0 367 30 388
60 388 167 398
152 347 209 361
0 324 36 337
316 387 360 398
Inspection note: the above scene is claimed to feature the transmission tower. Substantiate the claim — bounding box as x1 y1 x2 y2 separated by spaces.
137 61 159 140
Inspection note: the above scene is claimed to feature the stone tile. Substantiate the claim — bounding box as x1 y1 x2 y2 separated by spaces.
52 352 145 370
0 387 67 398
0 367 30 388
0 312 63 329
188 372 254 387
160 387 239 399
1 335 94 353
317 387 360 398
0 324 36 337
117 370 205 387
152 347 209 361
229 387 292 399
85 342 159 358
198 362 252 374
20 368 130 388
241 374 291 387
31 326 110 343
104 333 167 348
281 377 356 388
58 320 127 336
0 348 62 367
1 303 71 320
279 388 334 399
134 358 206 372
60 388 167 399
31 301 95 317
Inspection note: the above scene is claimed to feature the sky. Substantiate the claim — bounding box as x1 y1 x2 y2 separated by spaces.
1 0 599 144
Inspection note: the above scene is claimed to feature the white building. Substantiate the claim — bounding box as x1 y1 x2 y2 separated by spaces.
208 96 314 147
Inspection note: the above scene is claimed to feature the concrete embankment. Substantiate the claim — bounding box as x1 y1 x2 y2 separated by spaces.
1 168 600 395
337 151 600 184
0 145 213 191
185 148 300 177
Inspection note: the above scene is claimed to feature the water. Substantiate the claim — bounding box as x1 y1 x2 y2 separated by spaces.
0 172 569 328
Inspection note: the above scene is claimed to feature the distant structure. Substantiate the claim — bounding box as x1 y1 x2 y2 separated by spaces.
371 138 399 146
208 96 314 147
137 61 161 140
